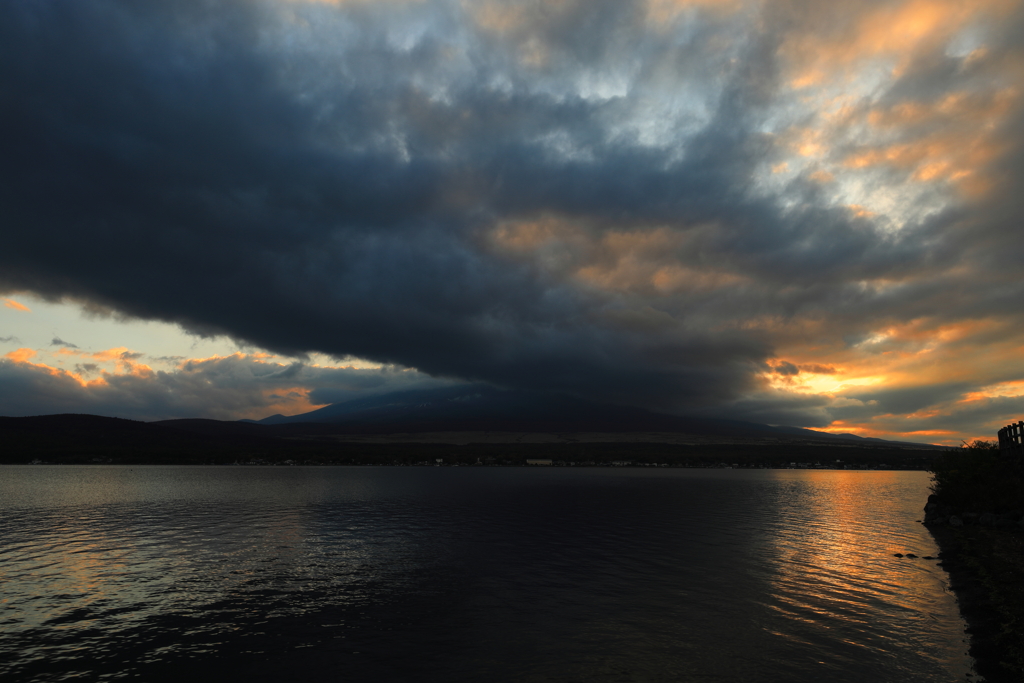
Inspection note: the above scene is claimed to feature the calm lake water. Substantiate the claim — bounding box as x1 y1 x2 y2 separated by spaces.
0 466 971 682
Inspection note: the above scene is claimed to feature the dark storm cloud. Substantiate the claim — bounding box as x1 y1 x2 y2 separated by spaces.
1 0 1022 427
846 383 976 417
772 361 800 376
695 390 836 429
0 0 765 410
800 365 836 375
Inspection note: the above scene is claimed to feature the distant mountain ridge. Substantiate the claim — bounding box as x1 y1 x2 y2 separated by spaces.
0 412 944 469
244 384 936 448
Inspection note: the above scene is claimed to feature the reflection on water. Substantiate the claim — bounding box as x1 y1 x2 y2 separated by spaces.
0 467 971 682
753 471 968 680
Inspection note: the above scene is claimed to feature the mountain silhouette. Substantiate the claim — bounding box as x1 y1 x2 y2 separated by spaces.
247 384 928 446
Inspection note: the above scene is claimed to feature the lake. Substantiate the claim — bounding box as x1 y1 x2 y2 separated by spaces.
0 466 972 682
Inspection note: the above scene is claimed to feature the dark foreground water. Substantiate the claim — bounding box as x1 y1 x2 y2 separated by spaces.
0 466 971 682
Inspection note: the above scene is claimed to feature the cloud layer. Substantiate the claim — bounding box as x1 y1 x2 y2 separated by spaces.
0 349 452 421
1 0 1023 441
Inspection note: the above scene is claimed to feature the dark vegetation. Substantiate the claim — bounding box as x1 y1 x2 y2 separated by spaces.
926 440 1024 683
0 414 941 468
930 440 1024 513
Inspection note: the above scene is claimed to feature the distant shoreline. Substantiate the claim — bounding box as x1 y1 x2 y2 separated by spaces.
1 414 945 467
7 462 933 470
4 443 939 469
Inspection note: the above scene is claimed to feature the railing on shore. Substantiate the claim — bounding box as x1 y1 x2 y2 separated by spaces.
998 420 1024 456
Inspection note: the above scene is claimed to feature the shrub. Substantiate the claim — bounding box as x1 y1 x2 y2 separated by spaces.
930 440 1024 513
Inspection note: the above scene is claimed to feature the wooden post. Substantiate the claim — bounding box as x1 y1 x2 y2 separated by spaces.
998 420 1024 456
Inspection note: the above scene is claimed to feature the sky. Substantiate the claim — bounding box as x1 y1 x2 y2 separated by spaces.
1 0 1023 445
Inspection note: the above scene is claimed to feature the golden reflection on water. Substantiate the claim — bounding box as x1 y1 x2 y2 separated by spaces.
758 470 956 669
12 519 132 632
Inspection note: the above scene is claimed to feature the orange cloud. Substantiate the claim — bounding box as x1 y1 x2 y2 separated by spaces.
818 423 958 440
781 0 1015 88
3 344 165 386
470 2 534 34
285 0 421 5
645 0 746 24
180 351 283 370
467 0 581 67
758 317 1008 391
842 125 1006 196
491 218 752 297
89 347 137 362
847 205 875 219
757 314 1024 445
962 380 1024 401
4 347 93 384
490 216 584 253
808 169 834 183
769 1 1022 206
779 84 1016 200
5 348 36 363
2 298 30 312
240 386 329 421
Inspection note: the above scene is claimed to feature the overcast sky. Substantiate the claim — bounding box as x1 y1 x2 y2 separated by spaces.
2 0 1023 444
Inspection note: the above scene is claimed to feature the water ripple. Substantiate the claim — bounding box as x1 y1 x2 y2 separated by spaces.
0 466 970 682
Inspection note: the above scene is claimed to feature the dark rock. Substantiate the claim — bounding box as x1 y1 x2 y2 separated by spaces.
927 516 1024 682
893 553 904 558
906 553 918 558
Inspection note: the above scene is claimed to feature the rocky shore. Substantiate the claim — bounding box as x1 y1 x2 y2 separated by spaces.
924 496 1024 682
